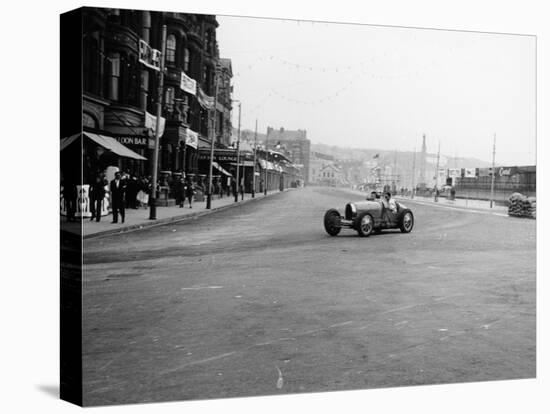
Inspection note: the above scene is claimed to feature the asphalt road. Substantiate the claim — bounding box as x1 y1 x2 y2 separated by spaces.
82 187 536 406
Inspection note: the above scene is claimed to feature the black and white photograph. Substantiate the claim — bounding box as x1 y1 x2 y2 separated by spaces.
3 1 548 413
57 4 539 407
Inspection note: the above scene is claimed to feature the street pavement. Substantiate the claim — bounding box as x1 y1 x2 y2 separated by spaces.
62 189 283 239
81 186 536 406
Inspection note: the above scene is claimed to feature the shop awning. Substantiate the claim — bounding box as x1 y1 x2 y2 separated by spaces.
212 162 232 176
61 132 147 160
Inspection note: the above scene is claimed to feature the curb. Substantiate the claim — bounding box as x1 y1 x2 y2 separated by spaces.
80 190 288 240
393 196 508 215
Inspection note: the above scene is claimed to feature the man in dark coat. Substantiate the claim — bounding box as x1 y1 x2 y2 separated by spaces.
62 178 77 222
90 174 107 222
110 171 126 223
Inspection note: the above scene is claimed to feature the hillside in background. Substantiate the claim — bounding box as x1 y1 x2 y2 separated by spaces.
235 128 493 170
310 142 492 169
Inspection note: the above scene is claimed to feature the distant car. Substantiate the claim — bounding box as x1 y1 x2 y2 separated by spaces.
323 195 414 237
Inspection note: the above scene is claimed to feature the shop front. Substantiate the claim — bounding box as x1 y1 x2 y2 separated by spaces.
61 132 147 218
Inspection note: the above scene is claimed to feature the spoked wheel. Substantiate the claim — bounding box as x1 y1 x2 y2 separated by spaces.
324 208 342 236
400 210 414 233
356 213 374 237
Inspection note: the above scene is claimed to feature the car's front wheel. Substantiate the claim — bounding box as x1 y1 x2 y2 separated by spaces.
324 208 342 236
399 210 414 233
356 213 374 237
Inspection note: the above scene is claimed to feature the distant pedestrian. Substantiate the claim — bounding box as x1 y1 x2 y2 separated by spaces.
185 178 195 208
110 172 126 223
126 176 138 209
176 175 187 208
90 174 106 222
62 178 77 222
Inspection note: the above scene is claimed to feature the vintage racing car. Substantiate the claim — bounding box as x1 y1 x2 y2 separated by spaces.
323 195 414 237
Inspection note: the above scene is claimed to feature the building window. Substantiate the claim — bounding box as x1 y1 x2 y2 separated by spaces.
166 34 176 64
107 52 120 101
183 48 190 72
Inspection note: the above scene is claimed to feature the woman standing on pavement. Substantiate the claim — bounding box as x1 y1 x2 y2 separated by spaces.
185 178 195 208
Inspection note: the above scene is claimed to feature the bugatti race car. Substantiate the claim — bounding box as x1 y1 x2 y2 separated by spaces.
323 195 414 237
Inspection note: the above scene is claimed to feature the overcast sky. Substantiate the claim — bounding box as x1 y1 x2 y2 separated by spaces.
216 15 535 165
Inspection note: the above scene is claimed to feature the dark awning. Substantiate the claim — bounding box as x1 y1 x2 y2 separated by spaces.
212 162 232 176
61 132 147 160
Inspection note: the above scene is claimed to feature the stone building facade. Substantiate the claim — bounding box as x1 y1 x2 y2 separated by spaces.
81 7 233 179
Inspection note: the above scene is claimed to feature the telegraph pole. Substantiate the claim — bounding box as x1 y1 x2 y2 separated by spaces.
206 64 220 210
149 25 167 220
411 147 416 199
234 101 241 202
252 119 257 198
393 149 398 193
264 129 268 195
490 133 496 208
434 141 440 202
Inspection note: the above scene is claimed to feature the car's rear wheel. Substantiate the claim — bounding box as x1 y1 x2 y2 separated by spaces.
324 209 342 236
356 213 374 237
399 210 414 233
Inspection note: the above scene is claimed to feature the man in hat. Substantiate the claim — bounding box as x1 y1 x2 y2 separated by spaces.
110 171 126 223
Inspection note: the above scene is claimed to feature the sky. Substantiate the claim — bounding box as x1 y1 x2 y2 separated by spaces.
216 15 536 166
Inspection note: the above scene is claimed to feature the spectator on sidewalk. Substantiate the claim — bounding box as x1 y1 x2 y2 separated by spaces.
90 174 107 222
62 178 77 222
125 176 138 209
185 178 195 209
110 172 126 223
176 175 187 208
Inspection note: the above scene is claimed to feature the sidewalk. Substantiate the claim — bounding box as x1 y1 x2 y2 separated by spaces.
394 194 508 214
344 188 509 215
61 189 287 239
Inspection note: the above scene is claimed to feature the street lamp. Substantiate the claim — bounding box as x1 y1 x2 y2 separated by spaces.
252 119 257 198
206 64 221 210
232 100 241 202
149 24 167 220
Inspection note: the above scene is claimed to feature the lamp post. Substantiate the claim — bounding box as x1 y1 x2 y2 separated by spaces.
206 64 220 210
252 119 257 198
232 100 241 202
490 133 496 208
149 24 167 220
264 129 268 196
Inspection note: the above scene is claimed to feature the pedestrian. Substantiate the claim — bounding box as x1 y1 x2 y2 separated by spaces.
110 171 126 223
90 174 106 222
62 178 77 222
177 175 187 208
126 176 138 209
231 178 237 199
185 178 195 208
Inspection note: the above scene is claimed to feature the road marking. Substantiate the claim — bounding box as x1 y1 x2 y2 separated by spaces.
180 286 224 291
160 352 237 375
275 365 284 389
329 321 353 328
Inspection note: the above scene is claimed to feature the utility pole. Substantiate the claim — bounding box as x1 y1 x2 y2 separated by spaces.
434 141 440 202
206 64 220 210
411 147 416 199
434 141 441 188
393 149 398 193
252 119 257 198
264 129 268 195
149 25 167 220
490 133 496 208
234 101 241 202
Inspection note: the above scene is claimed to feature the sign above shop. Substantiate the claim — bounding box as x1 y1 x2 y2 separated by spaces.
114 136 152 149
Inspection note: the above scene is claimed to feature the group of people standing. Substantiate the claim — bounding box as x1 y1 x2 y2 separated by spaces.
174 175 196 209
